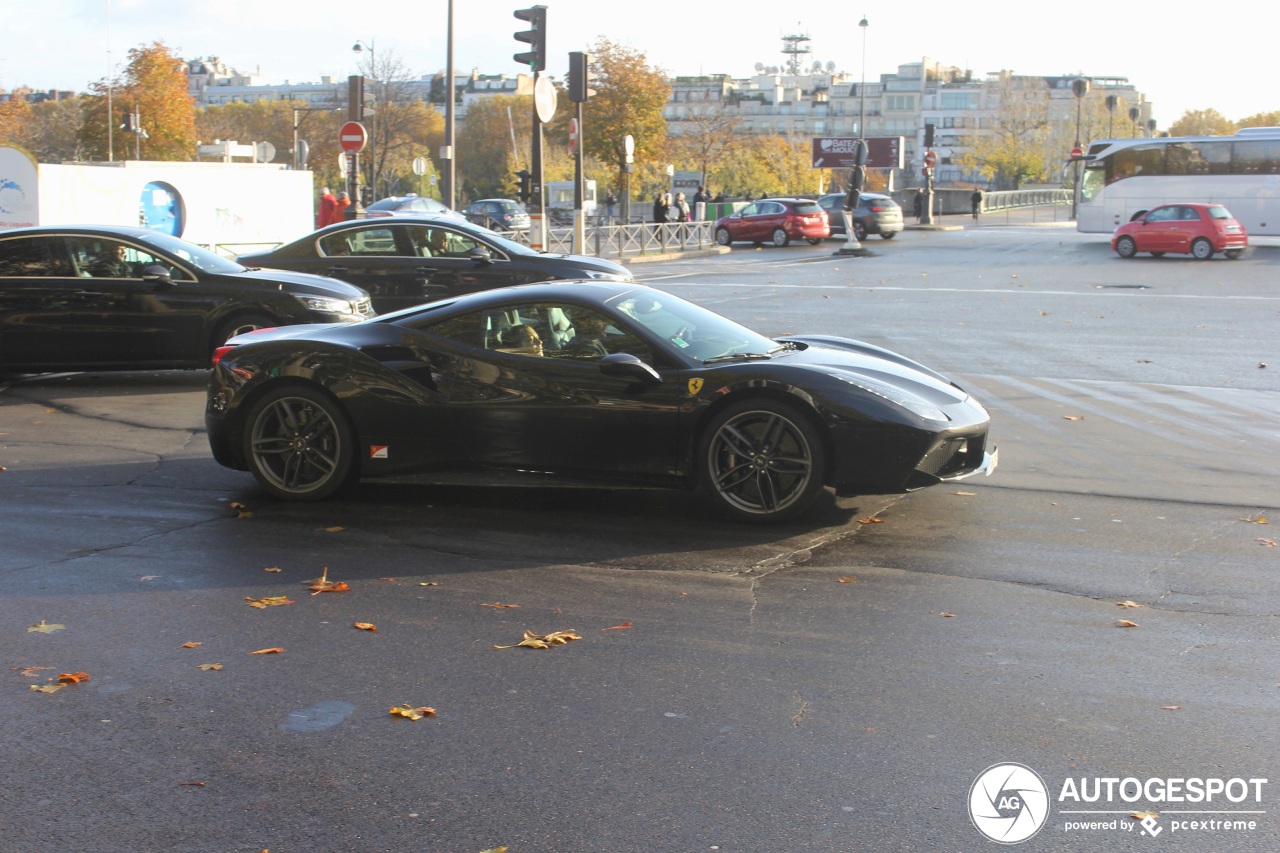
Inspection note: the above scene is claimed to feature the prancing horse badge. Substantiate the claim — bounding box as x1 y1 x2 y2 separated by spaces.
687 379 703 396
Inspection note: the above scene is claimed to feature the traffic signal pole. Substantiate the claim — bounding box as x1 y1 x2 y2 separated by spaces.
514 6 548 249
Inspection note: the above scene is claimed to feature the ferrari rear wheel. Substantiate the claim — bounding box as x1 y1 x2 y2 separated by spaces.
699 399 826 523
244 385 356 501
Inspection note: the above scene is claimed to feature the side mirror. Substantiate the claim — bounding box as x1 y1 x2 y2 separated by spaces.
140 264 173 284
599 352 661 387
469 245 492 264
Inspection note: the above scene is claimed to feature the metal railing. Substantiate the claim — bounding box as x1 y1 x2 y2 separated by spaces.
520 220 716 258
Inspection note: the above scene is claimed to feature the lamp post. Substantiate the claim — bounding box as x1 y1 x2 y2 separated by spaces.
857 16 869 139
352 39 376 199
1070 77 1090 220
443 0 456 210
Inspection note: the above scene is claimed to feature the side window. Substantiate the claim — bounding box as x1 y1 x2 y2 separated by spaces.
66 237 168 279
739 203 759 217
421 228 477 259
0 237 72 277
1146 207 1176 223
541 303 652 363
319 227 397 257
1180 207 1201 221
431 304 545 356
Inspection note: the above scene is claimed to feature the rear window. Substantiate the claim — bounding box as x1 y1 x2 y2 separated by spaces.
366 199 400 211
792 201 824 215
1207 206 1233 220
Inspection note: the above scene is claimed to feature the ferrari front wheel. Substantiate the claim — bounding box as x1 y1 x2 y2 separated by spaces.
698 399 826 523
244 385 356 501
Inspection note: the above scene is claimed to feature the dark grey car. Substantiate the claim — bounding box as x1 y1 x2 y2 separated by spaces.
238 215 634 314
818 192 904 241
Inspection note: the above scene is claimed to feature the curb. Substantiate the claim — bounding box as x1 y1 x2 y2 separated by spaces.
617 247 731 265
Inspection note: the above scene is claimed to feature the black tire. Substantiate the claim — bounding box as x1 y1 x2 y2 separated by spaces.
698 398 826 523
715 227 732 246
806 238 822 245
771 227 790 247
1191 238 1214 260
853 221 868 242
880 231 898 240
1115 236 1137 259
1224 248 1244 260
243 385 356 501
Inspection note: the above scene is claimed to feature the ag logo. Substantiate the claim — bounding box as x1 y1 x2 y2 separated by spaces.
968 763 1050 844
687 378 703 396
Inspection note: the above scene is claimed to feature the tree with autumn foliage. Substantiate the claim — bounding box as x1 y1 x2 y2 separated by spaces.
80 41 196 161
581 38 671 192
1167 108 1236 138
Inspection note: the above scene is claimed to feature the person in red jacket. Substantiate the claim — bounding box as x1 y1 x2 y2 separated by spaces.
317 187 336 228
332 191 351 224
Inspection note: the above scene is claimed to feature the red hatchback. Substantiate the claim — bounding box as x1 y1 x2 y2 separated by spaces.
1111 203 1247 260
714 198 830 247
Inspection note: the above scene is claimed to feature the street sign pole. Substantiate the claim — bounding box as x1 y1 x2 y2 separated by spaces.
572 108 585 254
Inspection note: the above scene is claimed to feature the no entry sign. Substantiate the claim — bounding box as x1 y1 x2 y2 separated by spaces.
339 121 368 153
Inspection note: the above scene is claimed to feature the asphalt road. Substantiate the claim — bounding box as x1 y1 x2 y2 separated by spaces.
2 225 1276 852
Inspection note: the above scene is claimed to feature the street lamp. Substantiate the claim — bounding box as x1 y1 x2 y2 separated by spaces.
442 0 456 210
353 39 377 199
858 16 869 139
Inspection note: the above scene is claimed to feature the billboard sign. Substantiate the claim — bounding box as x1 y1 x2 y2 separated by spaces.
811 137 904 170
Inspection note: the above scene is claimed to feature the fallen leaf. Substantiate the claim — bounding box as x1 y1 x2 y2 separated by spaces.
1242 516 1268 524
1116 601 1144 609
601 621 633 631
198 663 223 671
939 612 956 618
248 647 284 655
180 642 203 649
479 848 509 853
1116 620 1140 628
15 666 51 678
1257 538 1277 547
57 671 90 684
354 622 377 632
244 596 294 608
229 501 253 519
419 582 439 587
480 602 521 609
29 683 65 694
858 517 885 524
319 526 345 533
179 781 206 787
1063 415 1085 421
307 566 350 594
139 575 160 581
27 620 66 634
380 577 398 582
263 567 282 573
838 577 858 584
953 491 976 496
495 629 582 650
390 704 437 720
1131 810 1159 821
1161 705 1181 711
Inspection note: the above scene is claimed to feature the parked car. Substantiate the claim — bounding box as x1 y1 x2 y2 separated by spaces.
237 216 633 314
1111 203 1247 260
206 281 996 522
364 195 465 220
0 225 373 374
818 192 903 241
462 198 531 232
713 198 830 247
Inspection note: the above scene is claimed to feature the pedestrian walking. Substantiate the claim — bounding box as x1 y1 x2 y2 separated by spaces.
913 192 923 224
333 191 352 224
317 187 336 229
971 188 983 221
693 185 708 220
605 192 617 223
674 192 691 223
652 192 669 224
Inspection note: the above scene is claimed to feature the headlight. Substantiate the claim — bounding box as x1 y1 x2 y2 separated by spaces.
294 295 356 314
582 270 634 282
831 373 949 422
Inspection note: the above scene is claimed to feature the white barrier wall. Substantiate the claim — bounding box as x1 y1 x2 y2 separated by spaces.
0 145 313 253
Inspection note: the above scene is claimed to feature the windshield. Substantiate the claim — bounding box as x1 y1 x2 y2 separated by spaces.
609 289 778 362
136 232 246 273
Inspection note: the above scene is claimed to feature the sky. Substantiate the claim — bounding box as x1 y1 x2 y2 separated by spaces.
1 0 1272 127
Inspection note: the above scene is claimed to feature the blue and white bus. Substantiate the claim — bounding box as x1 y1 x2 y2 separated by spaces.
1077 127 1280 236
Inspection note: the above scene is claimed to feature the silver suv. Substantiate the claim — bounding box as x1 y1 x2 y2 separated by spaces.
818 192 903 241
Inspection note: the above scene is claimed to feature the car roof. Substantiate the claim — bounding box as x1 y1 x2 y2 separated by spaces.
378 280 651 321
0 224 171 240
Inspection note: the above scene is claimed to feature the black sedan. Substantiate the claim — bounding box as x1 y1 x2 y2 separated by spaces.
237 216 633 314
0 225 374 374
207 282 995 523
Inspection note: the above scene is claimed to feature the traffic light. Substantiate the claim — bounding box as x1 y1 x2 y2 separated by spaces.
568 51 597 102
515 169 532 203
513 6 547 73
923 123 935 148
360 185 375 207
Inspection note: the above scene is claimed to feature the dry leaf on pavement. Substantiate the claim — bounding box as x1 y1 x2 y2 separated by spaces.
601 622 633 631
480 602 520 609
354 622 377 632
248 647 285 655
495 629 582 650
390 704 437 720
198 663 223 671
1116 620 1140 628
245 596 294 608
27 620 65 634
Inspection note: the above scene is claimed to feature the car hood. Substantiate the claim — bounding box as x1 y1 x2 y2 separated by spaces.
234 266 369 299
780 336 968 405
533 253 632 277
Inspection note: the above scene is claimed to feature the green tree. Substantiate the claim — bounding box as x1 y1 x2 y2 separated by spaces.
29 98 90 162
80 41 196 160
1168 109 1235 137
